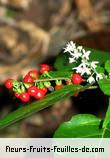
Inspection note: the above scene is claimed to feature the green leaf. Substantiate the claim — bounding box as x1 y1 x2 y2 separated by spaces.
103 98 110 128
54 114 110 138
49 71 72 79
54 47 110 70
54 52 76 70
98 79 110 96
0 84 85 130
87 48 110 65
105 60 110 73
40 70 72 79
96 66 105 74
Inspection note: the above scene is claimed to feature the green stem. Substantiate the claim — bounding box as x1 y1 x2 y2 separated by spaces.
87 85 98 90
35 77 70 82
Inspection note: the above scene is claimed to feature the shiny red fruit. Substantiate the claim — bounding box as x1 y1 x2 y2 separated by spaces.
19 92 30 102
72 73 83 84
55 84 64 90
73 92 79 97
23 75 34 84
40 64 50 73
28 70 39 79
5 79 13 89
34 88 46 100
28 86 38 96
14 92 20 98
41 87 48 94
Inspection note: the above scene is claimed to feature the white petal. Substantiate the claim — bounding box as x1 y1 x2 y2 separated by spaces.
73 49 82 59
69 57 75 63
82 49 91 60
81 63 92 75
96 73 103 81
64 41 76 53
87 76 95 84
73 64 88 76
69 41 76 48
91 61 99 69
77 46 83 52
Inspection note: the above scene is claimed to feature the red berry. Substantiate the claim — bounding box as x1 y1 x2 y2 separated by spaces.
34 88 46 99
5 79 13 89
41 87 48 94
55 84 64 90
28 70 39 79
23 75 34 84
74 92 79 97
40 64 50 74
72 73 83 84
14 92 20 98
19 92 30 102
28 86 38 96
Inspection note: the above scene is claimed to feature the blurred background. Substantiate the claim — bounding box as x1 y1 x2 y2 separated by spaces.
0 0 110 137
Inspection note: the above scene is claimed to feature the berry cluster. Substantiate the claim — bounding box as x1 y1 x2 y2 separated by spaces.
5 64 83 103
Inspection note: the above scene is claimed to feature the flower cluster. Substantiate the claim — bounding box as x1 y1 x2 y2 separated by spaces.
64 41 104 84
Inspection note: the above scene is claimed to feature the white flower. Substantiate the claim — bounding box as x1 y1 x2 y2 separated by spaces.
96 73 103 81
87 76 95 84
64 41 76 53
64 41 82 61
81 59 90 66
73 63 91 76
72 48 82 60
77 46 83 52
82 49 91 60
73 66 85 76
69 57 76 63
63 41 101 83
90 61 99 69
82 64 91 75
